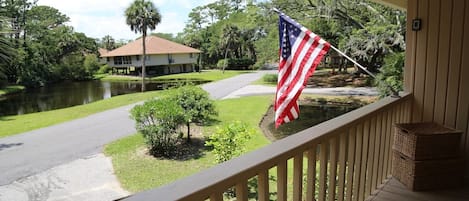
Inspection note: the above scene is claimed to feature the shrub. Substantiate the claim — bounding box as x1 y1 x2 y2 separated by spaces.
262 74 278 83
98 64 111 74
130 98 185 157
205 122 254 163
84 54 101 74
170 85 217 142
216 58 255 70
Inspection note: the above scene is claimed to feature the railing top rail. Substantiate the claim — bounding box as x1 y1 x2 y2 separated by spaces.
123 92 411 201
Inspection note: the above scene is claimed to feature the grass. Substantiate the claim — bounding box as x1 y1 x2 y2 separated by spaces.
0 85 25 96
0 90 171 139
104 95 273 192
100 70 251 82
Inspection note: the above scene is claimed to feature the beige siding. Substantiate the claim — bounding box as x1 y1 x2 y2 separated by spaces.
106 53 198 67
406 0 469 175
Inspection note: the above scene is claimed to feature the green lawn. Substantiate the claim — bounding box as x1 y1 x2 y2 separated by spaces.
0 90 170 139
100 70 251 82
104 95 273 192
0 85 25 96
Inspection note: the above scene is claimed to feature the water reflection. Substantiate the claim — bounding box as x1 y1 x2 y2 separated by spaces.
0 79 208 116
265 104 360 140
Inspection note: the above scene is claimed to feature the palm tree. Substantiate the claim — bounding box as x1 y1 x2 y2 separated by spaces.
125 0 161 90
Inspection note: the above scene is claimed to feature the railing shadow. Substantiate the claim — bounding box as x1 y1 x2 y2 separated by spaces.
0 143 23 151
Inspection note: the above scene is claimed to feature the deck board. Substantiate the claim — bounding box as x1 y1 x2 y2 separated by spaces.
367 178 469 201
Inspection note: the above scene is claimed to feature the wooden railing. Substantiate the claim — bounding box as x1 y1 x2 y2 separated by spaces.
123 92 412 201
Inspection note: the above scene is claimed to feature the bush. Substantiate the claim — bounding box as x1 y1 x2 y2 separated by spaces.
205 122 254 163
98 64 111 74
262 74 278 83
130 98 185 157
84 54 101 74
216 58 255 70
170 85 217 142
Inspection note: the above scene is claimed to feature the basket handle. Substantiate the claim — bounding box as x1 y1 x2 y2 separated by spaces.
401 129 409 134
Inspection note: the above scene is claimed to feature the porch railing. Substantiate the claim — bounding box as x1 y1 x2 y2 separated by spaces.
123 92 412 201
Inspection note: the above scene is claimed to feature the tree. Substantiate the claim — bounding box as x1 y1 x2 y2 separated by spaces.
125 0 161 90
83 54 100 75
170 85 217 143
130 98 186 157
100 35 116 50
0 32 16 87
375 52 404 97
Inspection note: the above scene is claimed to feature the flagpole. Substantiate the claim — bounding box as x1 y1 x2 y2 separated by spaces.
329 45 400 97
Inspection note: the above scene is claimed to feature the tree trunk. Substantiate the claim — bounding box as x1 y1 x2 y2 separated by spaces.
186 122 191 143
141 31 147 92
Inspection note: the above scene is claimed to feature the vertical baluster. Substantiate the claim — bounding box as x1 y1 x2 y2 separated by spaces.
236 181 248 201
277 160 287 201
388 108 398 176
328 137 338 201
345 127 356 201
371 114 382 192
365 117 376 197
378 111 388 184
258 170 269 201
293 154 303 201
359 121 370 201
383 110 392 179
352 124 363 201
306 144 317 201
319 141 328 201
337 132 348 201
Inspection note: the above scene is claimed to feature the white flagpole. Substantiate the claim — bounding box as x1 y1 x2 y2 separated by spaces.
329 45 400 97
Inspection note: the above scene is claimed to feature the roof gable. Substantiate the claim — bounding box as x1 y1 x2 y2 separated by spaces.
101 36 201 57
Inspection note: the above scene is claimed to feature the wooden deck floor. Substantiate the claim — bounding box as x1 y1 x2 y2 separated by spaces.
367 177 469 201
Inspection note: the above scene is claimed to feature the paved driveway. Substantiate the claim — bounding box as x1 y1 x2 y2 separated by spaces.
0 71 269 201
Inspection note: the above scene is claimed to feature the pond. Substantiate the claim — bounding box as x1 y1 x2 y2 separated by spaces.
260 103 361 140
0 79 208 116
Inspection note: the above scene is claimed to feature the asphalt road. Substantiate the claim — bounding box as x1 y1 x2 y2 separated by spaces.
0 70 269 186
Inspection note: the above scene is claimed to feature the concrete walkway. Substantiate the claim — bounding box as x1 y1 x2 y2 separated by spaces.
223 85 379 99
0 154 127 201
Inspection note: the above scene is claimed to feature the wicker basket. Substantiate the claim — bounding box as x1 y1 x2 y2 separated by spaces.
392 151 464 191
393 122 462 160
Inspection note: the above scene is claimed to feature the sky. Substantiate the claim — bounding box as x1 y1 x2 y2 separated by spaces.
36 0 217 41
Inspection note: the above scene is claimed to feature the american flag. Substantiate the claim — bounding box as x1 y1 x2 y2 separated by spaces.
275 12 330 128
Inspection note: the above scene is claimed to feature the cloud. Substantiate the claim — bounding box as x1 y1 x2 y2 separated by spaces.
36 0 216 40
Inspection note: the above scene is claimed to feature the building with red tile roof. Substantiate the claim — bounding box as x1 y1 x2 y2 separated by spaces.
100 36 200 76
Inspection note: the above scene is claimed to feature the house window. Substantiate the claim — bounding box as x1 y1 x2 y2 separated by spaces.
114 56 132 65
189 53 193 58
114 57 122 65
123 56 131 64
106 57 110 62
136 55 140 61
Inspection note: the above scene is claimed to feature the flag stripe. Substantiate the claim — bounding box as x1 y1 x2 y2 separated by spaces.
277 35 320 105
275 36 326 122
275 12 330 128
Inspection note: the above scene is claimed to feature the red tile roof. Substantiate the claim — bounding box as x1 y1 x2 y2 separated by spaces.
101 36 200 57
98 48 109 56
